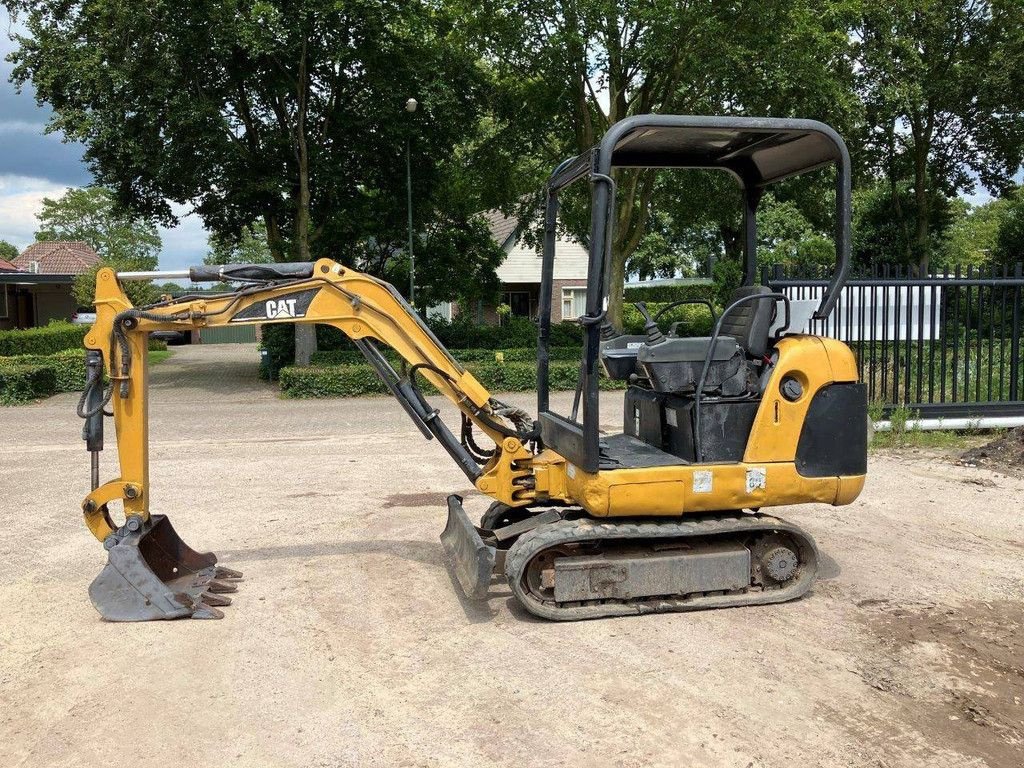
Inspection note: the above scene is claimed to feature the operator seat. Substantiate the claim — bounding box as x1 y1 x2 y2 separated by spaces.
718 285 775 359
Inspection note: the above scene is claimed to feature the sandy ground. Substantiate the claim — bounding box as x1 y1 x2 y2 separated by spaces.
1 343 1022 768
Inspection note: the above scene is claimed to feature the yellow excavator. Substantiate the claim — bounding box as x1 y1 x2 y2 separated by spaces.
78 115 867 622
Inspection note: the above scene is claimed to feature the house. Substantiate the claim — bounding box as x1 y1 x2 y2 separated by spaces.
0 241 100 330
452 209 590 324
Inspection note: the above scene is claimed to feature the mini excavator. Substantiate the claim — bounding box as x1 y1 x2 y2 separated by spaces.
78 115 867 622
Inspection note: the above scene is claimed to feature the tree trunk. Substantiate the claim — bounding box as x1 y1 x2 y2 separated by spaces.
294 324 316 366
295 38 312 263
292 37 316 365
913 150 930 275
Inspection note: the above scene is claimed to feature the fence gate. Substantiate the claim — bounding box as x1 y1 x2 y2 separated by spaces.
765 263 1024 420
198 324 258 344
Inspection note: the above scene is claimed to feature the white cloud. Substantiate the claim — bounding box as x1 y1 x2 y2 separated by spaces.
0 174 210 270
158 206 210 271
0 174 72 247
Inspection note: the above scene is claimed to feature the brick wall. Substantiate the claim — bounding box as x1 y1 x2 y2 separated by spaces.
550 279 588 323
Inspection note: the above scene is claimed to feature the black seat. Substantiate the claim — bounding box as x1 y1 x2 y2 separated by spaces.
720 285 775 359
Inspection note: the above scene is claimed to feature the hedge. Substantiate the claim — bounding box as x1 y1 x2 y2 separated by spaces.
624 282 714 304
0 321 87 356
261 316 584 379
308 345 584 367
621 301 716 336
0 363 58 405
279 360 627 399
0 340 168 401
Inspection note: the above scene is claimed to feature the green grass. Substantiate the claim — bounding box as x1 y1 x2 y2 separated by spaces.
869 401 1003 451
149 350 172 365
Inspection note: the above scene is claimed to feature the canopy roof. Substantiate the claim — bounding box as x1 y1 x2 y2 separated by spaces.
549 115 849 190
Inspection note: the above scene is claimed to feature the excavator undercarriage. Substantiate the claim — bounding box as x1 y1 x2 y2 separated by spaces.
76 115 867 624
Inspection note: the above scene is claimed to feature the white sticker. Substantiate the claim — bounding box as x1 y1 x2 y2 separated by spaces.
665 408 678 427
567 463 576 479
746 467 767 494
626 341 643 349
692 471 713 493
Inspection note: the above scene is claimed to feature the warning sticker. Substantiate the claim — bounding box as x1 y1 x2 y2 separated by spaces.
692 470 713 493
746 467 767 494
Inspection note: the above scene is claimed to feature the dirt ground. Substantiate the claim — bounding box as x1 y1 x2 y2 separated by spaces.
1 344 1022 768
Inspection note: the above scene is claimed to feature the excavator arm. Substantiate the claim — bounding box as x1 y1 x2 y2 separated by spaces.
78 259 544 619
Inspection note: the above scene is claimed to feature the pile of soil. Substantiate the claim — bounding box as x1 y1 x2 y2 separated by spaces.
959 426 1024 475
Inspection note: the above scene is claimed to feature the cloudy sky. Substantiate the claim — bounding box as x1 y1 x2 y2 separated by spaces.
0 10 208 270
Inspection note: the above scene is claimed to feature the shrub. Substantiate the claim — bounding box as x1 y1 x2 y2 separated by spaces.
0 363 58 405
621 301 715 336
308 345 584 367
624 283 714 304
425 314 582 349
279 360 626 399
148 338 168 352
260 323 358 379
0 321 87 356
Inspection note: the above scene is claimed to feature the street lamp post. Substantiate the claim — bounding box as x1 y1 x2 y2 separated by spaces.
405 97 418 309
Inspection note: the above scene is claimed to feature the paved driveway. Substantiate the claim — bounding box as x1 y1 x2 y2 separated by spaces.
1 343 1022 767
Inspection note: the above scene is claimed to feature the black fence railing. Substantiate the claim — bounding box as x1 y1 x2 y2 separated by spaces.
764 263 1024 418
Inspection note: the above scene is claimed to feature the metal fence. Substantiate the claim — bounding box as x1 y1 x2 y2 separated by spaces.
764 263 1024 419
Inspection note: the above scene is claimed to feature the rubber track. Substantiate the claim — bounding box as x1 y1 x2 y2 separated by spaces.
505 514 819 621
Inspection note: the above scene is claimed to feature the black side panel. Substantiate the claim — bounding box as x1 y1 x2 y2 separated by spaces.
663 396 697 462
693 400 759 463
623 386 664 447
796 383 868 477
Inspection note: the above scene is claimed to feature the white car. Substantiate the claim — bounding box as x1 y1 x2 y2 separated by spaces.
71 309 97 325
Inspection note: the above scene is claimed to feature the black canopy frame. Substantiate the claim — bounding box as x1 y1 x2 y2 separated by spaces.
536 115 853 473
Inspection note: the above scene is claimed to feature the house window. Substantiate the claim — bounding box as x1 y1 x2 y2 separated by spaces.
561 287 587 320
0 285 7 319
501 291 532 318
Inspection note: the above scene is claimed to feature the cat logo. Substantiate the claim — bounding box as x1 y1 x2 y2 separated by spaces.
265 298 298 319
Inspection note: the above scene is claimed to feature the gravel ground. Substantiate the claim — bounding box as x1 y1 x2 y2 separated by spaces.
1 343 1022 768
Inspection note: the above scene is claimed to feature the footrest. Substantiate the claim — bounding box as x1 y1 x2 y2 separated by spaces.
440 495 496 600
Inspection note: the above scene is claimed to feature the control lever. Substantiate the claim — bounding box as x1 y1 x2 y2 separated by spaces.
633 302 665 345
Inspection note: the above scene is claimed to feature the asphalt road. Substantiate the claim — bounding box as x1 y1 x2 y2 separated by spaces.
2 343 1022 768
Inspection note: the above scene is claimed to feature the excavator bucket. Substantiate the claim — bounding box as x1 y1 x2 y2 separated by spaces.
88 515 242 621
440 496 496 600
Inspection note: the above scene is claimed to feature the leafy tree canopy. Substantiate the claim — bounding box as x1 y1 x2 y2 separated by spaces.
0 240 18 261
853 0 1024 272
33 186 162 306
7 0 505 311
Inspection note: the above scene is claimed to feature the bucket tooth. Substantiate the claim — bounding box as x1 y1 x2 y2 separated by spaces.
205 579 237 594
88 514 240 621
200 591 233 607
190 603 226 620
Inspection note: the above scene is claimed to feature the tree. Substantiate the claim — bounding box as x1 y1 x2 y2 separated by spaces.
0 240 18 261
993 187 1024 268
205 222 274 267
32 186 161 307
7 0 499 280
36 187 161 264
469 0 859 327
853 181 959 269
938 196 1009 268
853 0 1024 274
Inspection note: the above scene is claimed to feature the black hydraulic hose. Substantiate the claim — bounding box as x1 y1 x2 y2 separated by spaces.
76 363 112 420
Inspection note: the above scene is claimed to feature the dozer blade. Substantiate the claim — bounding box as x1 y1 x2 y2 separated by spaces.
88 514 242 621
440 495 496 600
